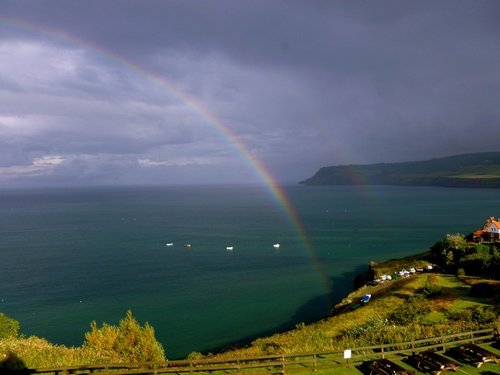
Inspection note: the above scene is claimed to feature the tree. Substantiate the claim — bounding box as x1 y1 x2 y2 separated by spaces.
460 245 491 275
84 310 165 363
430 234 467 271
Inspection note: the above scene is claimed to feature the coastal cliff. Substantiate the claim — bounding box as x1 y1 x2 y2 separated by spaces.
300 152 500 188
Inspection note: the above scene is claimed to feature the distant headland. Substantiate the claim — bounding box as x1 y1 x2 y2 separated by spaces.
300 152 500 188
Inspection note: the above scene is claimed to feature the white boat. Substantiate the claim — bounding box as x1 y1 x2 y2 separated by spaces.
273 243 280 249
166 243 174 247
226 246 234 251
184 243 192 248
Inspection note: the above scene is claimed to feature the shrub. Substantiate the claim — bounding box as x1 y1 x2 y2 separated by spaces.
389 295 430 325
470 306 497 324
445 309 473 322
446 306 497 325
187 352 204 361
460 246 491 275
84 310 165 363
421 274 442 298
0 313 20 339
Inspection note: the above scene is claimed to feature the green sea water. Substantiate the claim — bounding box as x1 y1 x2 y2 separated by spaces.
0 184 497 358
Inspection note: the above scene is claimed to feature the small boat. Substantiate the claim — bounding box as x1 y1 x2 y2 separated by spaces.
226 246 234 251
360 294 371 303
273 243 280 249
183 243 192 248
166 243 174 247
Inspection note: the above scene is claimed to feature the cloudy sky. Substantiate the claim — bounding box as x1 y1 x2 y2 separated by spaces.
0 0 499 187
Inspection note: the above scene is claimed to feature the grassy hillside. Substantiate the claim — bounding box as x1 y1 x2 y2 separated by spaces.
209 272 498 360
209 246 499 360
0 311 165 369
300 152 500 187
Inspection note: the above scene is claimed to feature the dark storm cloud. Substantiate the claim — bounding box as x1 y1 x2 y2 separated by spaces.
0 0 499 186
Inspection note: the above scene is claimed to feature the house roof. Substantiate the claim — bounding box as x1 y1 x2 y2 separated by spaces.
483 217 500 230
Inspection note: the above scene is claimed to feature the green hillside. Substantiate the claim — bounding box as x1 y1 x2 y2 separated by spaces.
300 152 500 188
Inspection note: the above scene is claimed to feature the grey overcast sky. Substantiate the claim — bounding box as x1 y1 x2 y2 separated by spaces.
0 0 499 187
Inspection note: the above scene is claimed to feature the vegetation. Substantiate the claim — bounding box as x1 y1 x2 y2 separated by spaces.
208 235 500 360
0 311 165 369
84 310 165 363
300 152 500 188
430 233 500 279
0 336 89 369
0 312 19 339
421 274 442 297
212 272 499 359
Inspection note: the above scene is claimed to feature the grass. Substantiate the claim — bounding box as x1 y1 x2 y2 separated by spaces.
196 346 500 375
422 311 446 324
370 252 431 278
0 336 91 369
293 344 500 375
452 173 500 179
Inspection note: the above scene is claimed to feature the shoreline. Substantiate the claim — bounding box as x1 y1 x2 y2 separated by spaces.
207 250 435 359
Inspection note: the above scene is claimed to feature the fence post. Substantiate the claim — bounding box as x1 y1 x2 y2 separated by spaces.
381 344 385 359
281 355 285 374
313 354 317 372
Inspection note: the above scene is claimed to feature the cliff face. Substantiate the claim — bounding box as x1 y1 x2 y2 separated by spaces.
300 152 500 188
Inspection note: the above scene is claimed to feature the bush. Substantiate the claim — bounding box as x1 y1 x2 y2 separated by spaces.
0 313 20 339
446 309 473 322
470 306 497 324
446 306 497 325
84 310 165 363
421 274 442 298
389 295 430 325
460 245 491 275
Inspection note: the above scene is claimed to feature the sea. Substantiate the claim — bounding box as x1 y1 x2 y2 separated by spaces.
0 184 498 358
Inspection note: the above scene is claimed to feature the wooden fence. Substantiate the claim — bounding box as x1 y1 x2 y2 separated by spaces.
24 327 498 375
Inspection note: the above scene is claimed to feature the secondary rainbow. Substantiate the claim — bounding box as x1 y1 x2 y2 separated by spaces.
0 16 332 298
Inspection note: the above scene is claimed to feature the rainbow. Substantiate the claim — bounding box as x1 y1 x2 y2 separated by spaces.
0 16 333 300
